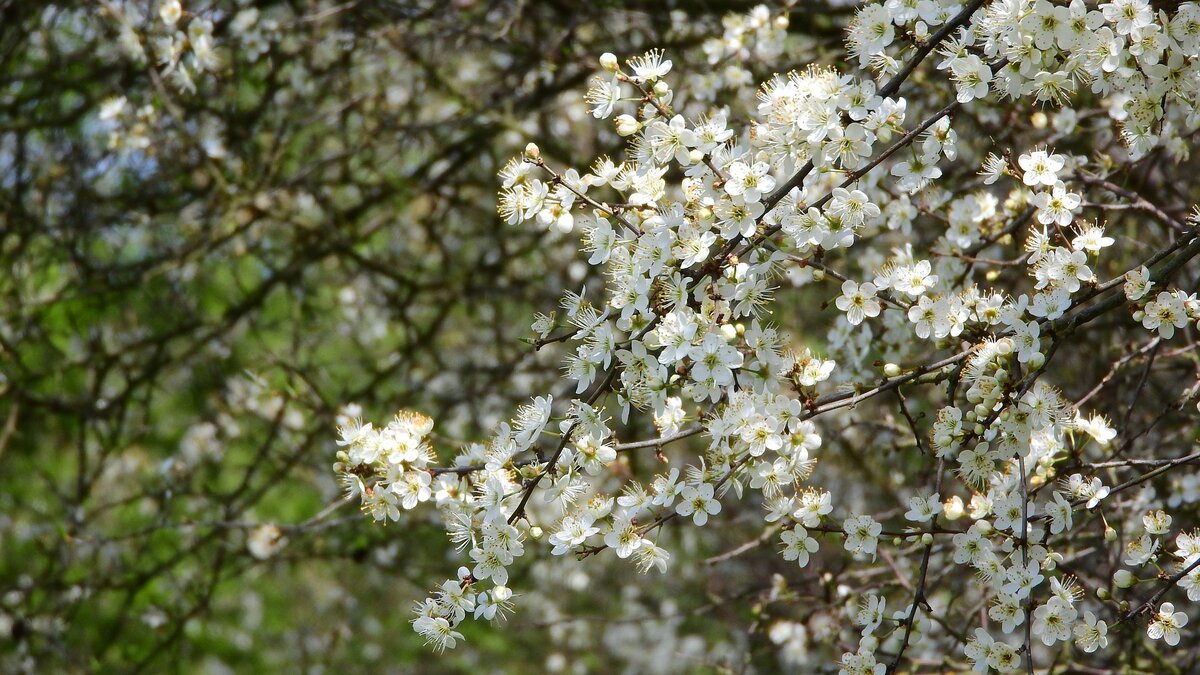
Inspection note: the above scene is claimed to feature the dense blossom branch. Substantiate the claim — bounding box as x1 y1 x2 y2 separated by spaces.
329 3 1200 670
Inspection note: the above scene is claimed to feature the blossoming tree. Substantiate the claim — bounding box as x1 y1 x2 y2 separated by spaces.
5 0 1200 672
331 0 1200 671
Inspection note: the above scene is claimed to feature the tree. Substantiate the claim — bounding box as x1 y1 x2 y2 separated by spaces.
337 1 1200 672
4 0 1200 673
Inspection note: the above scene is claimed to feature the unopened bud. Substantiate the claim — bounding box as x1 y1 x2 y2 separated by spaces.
943 495 964 520
529 526 544 539
1104 526 1117 542
1114 569 1135 588
883 363 901 378
524 142 540 160
652 80 670 97
599 52 619 72
615 114 640 136
921 533 933 546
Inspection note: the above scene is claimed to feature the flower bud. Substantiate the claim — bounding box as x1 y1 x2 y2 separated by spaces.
599 52 619 72
720 323 737 341
811 269 826 282
1028 352 1045 369
529 526 544 539
921 533 933 546
553 211 574 233
652 80 670 97
883 363 901 377
687 148 704 165
1096 587 1110 600
943 496 964 520
524 142 540 160
1104 526 1117 542
614 114 640 136
1114 569 1135 588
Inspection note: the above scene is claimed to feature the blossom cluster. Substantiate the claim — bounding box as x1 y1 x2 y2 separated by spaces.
335 0 1200 670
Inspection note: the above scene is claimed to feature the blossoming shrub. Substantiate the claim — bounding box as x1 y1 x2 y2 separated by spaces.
2 1 795 672
333 0 1200 671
